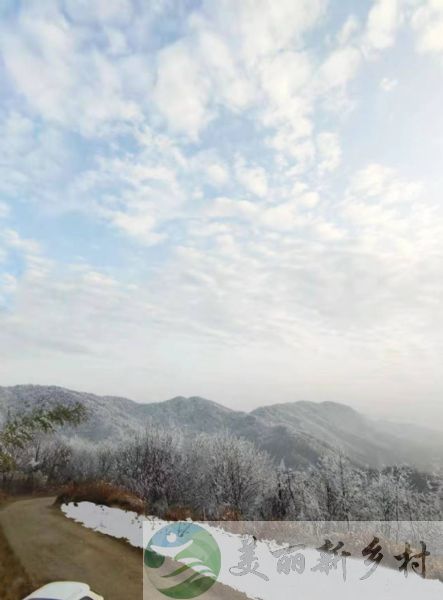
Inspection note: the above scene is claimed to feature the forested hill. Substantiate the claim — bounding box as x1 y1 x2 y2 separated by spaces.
0 385 441 471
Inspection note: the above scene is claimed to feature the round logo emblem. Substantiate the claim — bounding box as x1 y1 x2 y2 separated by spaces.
145 522 221 599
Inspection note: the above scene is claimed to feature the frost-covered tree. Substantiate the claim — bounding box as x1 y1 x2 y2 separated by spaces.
0 403 86 482
264 466 322 520
199 432 275 518
315 452 369 521
114 426 184 511
48 421 442 522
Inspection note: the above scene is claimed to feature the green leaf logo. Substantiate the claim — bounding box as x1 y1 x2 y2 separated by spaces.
145 522 221 599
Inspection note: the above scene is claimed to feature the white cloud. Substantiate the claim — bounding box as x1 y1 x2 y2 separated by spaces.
153 41 212 139
0 273 17 294
150 0 327 145
63 0 134 25
200 0 327 66
148 0 327 144
0 202 9 219
194 27 254 112
319 46 362 88
235 158 268 198
269 136 316 171
314 220 345 241
347 163 422 203
298 191 320 209
104 27 130 56
205 162 230 186
208 197 258 220
364 0 402 52
0 111 86 208
0 7 145 135
337 15 361 46
380 76 398 91
0 259 148 359
411 0 443 56
109 210 164 244
316 132 342 173
1 228 41 256
259 51 312 105
260 201 307 231
189 151 230 188
52 122 194 243
259 52 314 154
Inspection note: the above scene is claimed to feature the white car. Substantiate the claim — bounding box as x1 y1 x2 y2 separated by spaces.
23 581 103 600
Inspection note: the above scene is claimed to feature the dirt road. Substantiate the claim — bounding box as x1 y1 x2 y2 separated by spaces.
0 497 247 600
0 497 142 600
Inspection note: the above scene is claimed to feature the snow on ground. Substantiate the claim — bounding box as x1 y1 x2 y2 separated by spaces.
62 502 443 599
62 501 147 548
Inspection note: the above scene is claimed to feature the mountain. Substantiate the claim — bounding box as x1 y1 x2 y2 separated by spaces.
0 385 441 471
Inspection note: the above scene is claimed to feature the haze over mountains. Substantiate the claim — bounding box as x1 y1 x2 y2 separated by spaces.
0 385 441 472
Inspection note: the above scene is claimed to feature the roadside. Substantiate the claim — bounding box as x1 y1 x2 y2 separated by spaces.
0 497 142 600
0 496 249 600
0 519 33 600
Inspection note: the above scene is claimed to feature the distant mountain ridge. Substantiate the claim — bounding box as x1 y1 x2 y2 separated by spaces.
0 385 441 471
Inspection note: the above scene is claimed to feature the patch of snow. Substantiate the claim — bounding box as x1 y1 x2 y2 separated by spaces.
61 501 148 548
62 503 443 599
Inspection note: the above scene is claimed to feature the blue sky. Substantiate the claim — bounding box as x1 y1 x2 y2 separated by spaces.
1 0 443 424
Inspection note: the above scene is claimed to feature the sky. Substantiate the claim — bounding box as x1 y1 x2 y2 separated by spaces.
1 0 443 425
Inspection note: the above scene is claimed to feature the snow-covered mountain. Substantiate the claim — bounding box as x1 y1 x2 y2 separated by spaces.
0 385 441 471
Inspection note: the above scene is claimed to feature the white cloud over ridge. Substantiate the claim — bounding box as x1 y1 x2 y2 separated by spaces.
1 0 443 421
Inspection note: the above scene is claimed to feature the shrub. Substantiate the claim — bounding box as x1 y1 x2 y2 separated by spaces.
163 505 203 521
56 481 145 514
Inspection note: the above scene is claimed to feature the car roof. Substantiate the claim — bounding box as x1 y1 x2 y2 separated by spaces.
24 581 91 599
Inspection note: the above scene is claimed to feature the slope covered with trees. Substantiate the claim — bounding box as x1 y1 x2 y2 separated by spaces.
1 385 442 471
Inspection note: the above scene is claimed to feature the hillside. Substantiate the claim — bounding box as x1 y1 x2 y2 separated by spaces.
0 385 441 471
